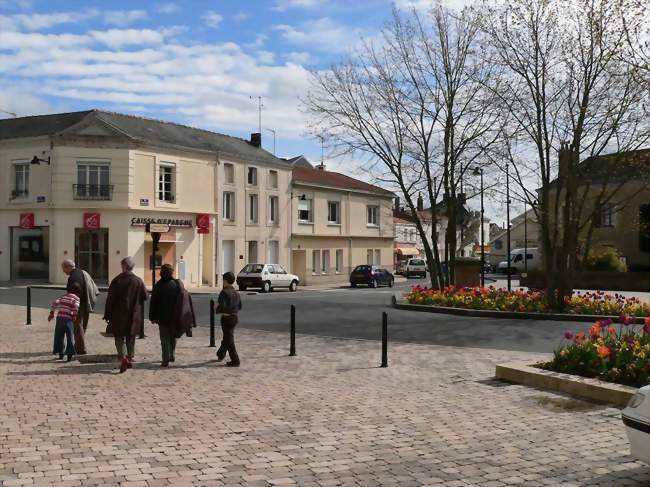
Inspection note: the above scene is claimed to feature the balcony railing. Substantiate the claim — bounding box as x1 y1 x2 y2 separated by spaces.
73 184 113 201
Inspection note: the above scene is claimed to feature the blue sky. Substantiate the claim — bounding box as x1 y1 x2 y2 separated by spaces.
0 0 444 168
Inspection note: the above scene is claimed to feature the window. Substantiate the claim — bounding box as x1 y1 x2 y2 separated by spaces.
223 192 235 221
335 249 343 273
298 199 312 222
328 201 340 224
596 204 617 228
76 162 111 199
224 163 234 184
367 249 373 265
242 263 264 273
322 250 330 274
248 194 258 223
13 163 29 198
312 250 321 274
374 249 381 265
640 204 650 253
367 205 379 226
158 163 175 202
269 196 279 224
247 241 258 263
269 170 278 189
247 167 258 186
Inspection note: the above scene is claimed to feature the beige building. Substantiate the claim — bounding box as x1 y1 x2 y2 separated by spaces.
487 209 539 267
290 165 395 286
0 110 293 286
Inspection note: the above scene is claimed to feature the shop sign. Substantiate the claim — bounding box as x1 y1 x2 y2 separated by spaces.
146 223 171 233
20 213 35 229
84 212 101 229
36 196 46 203
196 213 210 234
140 198 149 206
131 217 193 228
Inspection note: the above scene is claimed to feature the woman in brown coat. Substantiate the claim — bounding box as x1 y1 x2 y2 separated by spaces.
103 257 148 373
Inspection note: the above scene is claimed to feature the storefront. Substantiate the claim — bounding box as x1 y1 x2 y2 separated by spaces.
10 213 50 280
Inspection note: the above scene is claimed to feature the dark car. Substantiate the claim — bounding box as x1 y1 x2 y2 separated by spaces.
349 265 394 288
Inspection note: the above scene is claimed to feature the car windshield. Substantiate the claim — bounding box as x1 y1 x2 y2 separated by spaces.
353 265 372 272
409 259 425 266
241 264 264 273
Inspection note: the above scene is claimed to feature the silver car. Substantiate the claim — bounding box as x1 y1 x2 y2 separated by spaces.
236 263 300 293
622 385 650 464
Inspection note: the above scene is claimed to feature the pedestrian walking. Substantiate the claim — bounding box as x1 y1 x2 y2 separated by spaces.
149 264 195 367
103 257 147 373
49 281 81 362
61 259 99 355
215 272 242 367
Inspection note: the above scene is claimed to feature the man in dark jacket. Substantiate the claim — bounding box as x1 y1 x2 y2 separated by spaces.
62 259 96 354
149 264 196 367
215 272 242 367
103 257 147 373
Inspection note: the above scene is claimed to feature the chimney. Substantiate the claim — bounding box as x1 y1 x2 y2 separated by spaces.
315 163 326 171
249 132 262 148
417 193 424 211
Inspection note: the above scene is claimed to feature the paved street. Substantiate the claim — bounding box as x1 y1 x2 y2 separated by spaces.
1 280 599 353
1 303 649 486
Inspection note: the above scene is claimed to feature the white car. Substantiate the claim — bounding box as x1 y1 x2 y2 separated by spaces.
622 385 650 464
236 263 299 293
404 258 427 278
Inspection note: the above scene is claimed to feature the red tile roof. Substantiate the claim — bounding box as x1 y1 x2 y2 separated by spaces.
292 166 394 196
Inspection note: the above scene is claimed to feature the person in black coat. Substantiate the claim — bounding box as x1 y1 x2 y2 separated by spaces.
149 264 180 367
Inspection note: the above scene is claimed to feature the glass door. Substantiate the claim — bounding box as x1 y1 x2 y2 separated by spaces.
75 228 108 282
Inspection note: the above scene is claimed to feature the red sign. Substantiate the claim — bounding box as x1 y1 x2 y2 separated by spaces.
196 214 210 234
20 213 34 229
84 212 101 229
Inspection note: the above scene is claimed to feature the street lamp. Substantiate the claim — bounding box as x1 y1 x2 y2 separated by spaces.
472 166 485 287
506 162 512 291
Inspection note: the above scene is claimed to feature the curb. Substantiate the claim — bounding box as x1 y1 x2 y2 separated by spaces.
495 361 637 406
392 299 646 324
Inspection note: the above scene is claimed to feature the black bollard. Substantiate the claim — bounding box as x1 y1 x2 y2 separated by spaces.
209 299 216 347
26 286 32 326
381 311 388 368
289 304 296 356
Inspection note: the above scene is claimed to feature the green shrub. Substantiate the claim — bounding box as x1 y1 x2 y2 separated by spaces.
584 246 625 272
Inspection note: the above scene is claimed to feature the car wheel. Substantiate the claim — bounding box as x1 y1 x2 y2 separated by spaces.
261 281 272 293
289 280 298 292
369 280 376 288
388 278 394 288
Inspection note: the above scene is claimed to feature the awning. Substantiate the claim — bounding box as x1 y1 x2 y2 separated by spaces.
395 246 420 257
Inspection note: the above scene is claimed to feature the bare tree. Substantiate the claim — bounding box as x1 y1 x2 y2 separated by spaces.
305 4 500 287
481 0 650 309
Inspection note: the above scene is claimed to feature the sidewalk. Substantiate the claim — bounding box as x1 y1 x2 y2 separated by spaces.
1 304 649 486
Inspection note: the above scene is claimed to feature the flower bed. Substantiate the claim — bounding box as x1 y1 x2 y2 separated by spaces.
539 317 650 388
404 285 650 317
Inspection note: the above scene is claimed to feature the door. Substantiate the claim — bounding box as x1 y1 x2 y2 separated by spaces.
268 240 279 264
144 241 175 286
11 227 49 280
75 228 108 283
272 264 290 287
291 250 306 284
222 240 235 274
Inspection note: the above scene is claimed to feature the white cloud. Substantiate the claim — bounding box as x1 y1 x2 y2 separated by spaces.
202 10 223 29
102 10 148 27
89 29 165 48
394 0 472 12
156 3 180 14
245 34 267 49
272 0 324 12
233 11 248 22
274 18 367 53
0 88 55 117
256 50 275 64
286 51 313 65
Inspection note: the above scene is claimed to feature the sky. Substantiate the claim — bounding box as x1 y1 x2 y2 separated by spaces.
0 0 522 220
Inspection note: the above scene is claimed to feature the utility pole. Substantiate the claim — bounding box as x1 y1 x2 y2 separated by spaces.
506 162 512 291
265 128 276 155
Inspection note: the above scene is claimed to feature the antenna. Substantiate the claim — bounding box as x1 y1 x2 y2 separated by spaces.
316 135 325 165
0 109 17 118
249 95 263 133
265 128 276 155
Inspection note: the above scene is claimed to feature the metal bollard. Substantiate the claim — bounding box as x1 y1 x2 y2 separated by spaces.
26 286 32 326
381 311 388 368
289 304 296 356
209 299 216 347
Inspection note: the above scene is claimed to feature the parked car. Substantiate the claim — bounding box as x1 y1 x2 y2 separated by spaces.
236 263 299 293
349 265 394 288
622 386 650 464
404 258 427 278
497 248 540 274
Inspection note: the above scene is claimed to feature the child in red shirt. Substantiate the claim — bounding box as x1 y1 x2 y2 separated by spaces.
50 282 81 361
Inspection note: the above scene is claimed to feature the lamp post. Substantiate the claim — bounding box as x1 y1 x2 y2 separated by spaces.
524 200 528 275
506 162 512 291
473 167 485 287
